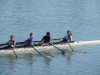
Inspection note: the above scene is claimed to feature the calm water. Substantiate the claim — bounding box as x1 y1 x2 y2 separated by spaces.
0 0 100 75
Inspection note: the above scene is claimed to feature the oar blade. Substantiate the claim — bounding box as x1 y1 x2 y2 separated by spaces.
62 50 66 55
50 43 67 55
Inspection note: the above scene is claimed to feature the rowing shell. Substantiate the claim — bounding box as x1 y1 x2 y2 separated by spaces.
0 40 100 55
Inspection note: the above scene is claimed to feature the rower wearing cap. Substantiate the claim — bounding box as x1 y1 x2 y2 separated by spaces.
61 30 72 43
25 32 34 46
6 34 16 48
39 32 51 46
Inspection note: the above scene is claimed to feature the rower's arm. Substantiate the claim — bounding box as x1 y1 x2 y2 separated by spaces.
25 39 28 42
40 37 44 42
6 41 9 45
50 37 52 42
14 41 16 45
68 36 72 41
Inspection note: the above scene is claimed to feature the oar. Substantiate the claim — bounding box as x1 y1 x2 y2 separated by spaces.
52 38 63 40
16 41 41 45
0 44 7 46
0 38 63 46
16 38 63 45
31 45 49 58
50 43 66 55
67 42 74 52
12 47 18 59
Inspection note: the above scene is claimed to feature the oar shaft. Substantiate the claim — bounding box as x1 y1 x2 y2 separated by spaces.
0 44 6 45
32 46 42 56
68 42 73 52
51 44 62 51
0 38 63 46
12 48 18 59
52 38 63 40
31 46 47 58
50 43 66 55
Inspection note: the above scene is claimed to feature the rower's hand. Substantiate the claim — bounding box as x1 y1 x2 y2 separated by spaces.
11 45 14 47
25 40 28 42
31 45 34 47
49 42 53 45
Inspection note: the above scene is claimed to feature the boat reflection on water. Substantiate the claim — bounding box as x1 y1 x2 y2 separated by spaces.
1 49 86 75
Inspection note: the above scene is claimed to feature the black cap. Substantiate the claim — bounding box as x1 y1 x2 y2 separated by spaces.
46 32 50 35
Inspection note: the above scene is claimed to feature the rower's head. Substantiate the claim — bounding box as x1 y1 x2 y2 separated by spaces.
67 30 72 35
30 32 33 38
46 32 50 36
10 34 14 40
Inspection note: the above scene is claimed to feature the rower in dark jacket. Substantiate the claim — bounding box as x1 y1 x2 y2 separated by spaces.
39 32 51 46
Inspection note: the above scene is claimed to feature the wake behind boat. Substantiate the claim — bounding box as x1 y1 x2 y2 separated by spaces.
0 40 100 56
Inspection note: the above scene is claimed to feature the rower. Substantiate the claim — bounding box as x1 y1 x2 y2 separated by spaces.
39 32 51 46
61 30 72 43
25 32 34 46
6 34 16 48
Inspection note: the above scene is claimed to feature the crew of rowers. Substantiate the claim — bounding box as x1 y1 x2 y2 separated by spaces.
5 30 72 48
